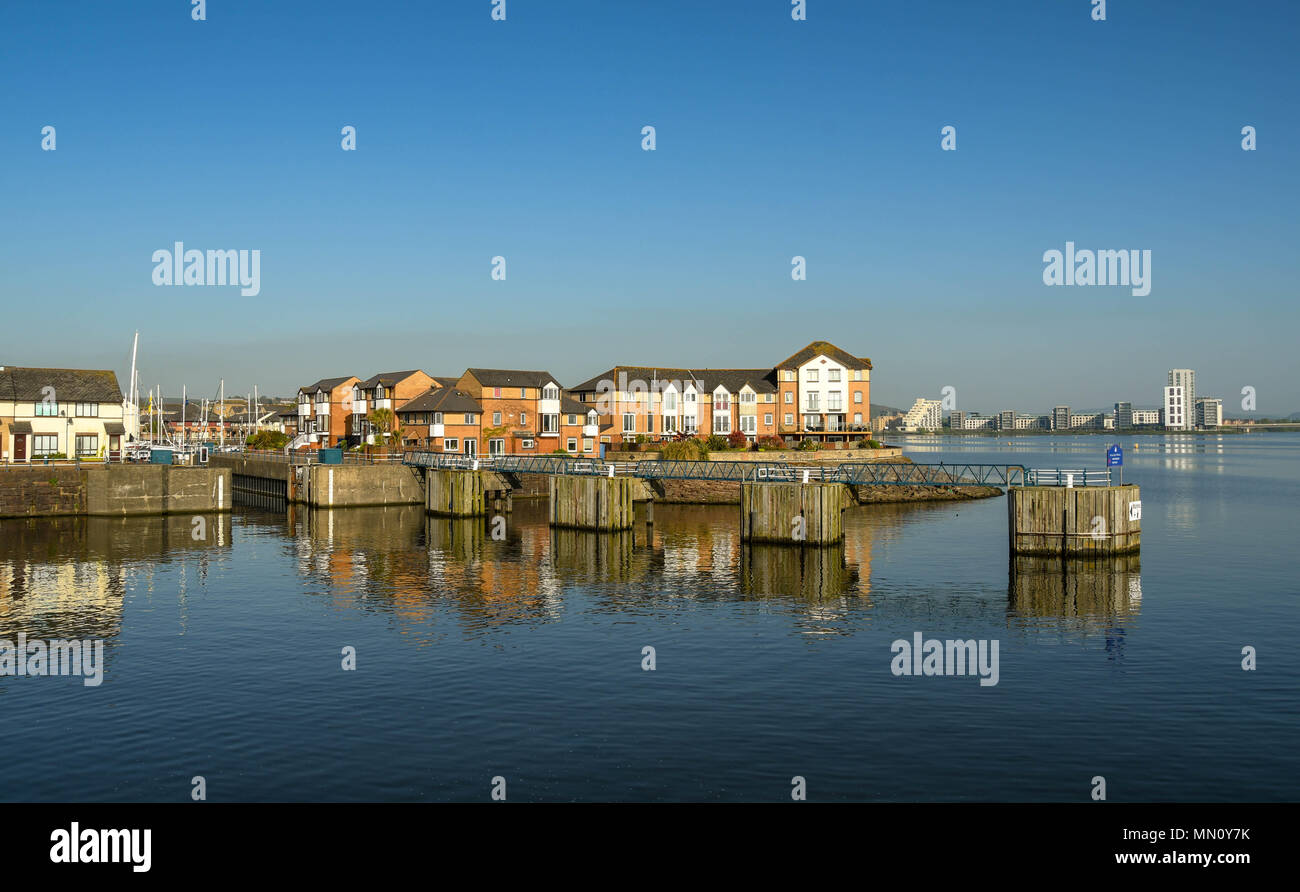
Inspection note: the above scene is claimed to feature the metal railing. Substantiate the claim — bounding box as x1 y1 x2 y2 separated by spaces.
1026 468 1112 487
402 451 1032 487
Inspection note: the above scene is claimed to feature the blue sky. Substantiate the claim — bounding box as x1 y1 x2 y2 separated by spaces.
1 0 1296 414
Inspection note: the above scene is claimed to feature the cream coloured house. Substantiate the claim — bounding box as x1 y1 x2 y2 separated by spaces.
0 366 127 461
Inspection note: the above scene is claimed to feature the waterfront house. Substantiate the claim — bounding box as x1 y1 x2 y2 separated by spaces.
295 376 360 448
348 370 436 446
395 386 482 453
0 366 127 461
567 341 872 447
457 368 567 456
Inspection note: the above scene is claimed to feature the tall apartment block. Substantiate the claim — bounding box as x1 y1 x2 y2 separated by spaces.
1166 369 1196 430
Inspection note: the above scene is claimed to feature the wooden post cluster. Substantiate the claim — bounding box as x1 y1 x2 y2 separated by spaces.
426 469 488 517
1007 484 1141 556
548 475 638 531
739 481 845 546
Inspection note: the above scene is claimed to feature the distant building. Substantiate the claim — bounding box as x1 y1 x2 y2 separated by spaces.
901 398 942 432
1163 385 1187 430
947 411 964 430
1132 409 1161 427
1069 412 1105 430
998 410 1015 430
1166 369 1196 430
1053 406 1070 430
1196 397 1223 429
1114 402 1134 429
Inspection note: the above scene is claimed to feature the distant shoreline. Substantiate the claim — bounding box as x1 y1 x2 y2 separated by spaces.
886 428 1297 437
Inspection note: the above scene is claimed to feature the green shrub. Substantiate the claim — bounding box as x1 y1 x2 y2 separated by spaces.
704 434 728 452
660 438 708 461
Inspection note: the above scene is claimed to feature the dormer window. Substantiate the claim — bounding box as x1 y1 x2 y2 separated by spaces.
542 385 559 401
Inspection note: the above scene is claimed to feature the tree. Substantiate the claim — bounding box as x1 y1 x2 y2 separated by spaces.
368 408 399 446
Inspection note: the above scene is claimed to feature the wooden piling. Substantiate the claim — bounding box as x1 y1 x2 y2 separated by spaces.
739 481 845 545
426 469 487 517
549 475 637 531
1007 484 1141 556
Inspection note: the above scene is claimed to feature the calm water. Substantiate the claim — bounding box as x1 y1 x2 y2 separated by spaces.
2 435 1297 801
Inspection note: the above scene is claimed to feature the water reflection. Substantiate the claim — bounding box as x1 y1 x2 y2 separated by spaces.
0 513 232 651
1008 555 1143 657
739 544 858 601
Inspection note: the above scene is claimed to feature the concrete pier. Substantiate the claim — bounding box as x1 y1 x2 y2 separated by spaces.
1007 484 1141 556
739 481 845 546
549 475 639 531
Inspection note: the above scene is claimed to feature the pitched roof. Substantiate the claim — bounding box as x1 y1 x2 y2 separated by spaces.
358 370 426 389
299 375 357 394
775 341 872 371
560 394 594 415
464 368 559 389
569 366 703 393
568 366 776 394
431 376 462 389
0 367 123 403
397 387 482 415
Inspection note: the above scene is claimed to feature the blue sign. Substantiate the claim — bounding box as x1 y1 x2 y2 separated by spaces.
1106 445 1123 467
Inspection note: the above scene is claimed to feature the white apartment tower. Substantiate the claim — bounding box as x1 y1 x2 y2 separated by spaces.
1166 369 1196 430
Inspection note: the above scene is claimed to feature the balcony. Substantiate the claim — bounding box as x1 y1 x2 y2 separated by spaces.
582 424 599 436
429 423 444 437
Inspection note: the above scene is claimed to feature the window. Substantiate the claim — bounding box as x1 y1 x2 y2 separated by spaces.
739 392 755 403
566 414 577 425
433 412 443 425
854 413 863 426
784 392 793 404
493 412 502 426
489 439 505 456
522 438 534 449
76 434 98 456
662 416 677 433
783 370 795 382
765 393 774 402
829 369 841 382
806 393 820 411
353 386 363 402
682 417 698 434
520 412 527 426
582 438 593 452
464 413 475 425
853 370 862 381
806 369 819 382
75 403 99 417
443 439 459 451
714 394 730 411
854 391 863 404
375 385 385 399
566 438 577 452
740 416 756 434
713 416 730 434
784 413 793 425
764 414 773 426
35 402 59 417
520 388 526 398
664 393 676 411
541 414 559 434
494 387 501 397
543 385 559 400
685 392 696 403
623 414 636 433
829 393 843 412
33 435 59 456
